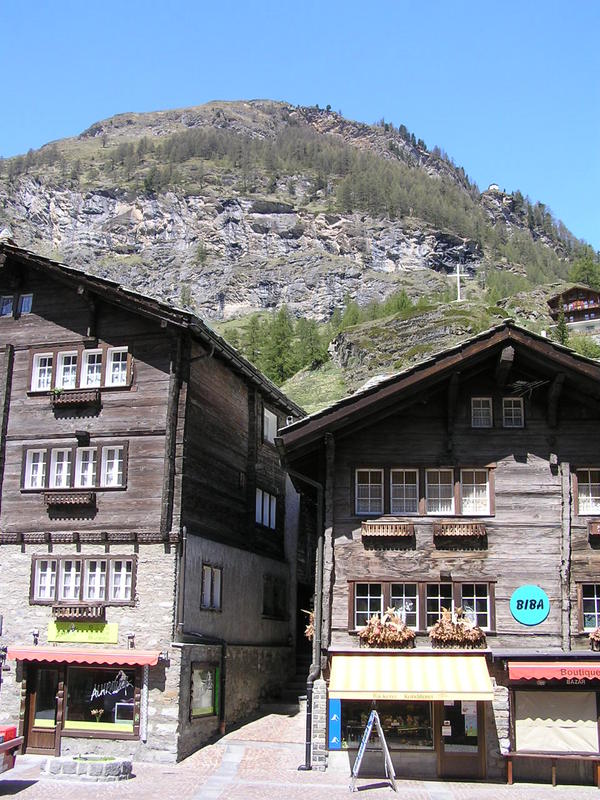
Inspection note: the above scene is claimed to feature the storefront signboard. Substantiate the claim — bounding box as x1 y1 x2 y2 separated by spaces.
328 699 341 750
509 585 550 626
47 622 119 643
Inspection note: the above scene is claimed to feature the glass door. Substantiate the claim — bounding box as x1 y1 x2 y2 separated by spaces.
25 667 60 754
437 700 485 779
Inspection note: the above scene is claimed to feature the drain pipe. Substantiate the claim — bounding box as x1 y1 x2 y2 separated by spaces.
275 454 324 772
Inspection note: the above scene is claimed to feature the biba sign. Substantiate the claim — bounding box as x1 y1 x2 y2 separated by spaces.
509 585 550 626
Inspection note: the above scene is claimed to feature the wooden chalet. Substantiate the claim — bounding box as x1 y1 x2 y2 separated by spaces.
548 285 600 338
0 241 306 762
278 321 600 786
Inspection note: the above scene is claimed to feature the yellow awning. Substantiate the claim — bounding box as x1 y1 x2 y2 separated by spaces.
329 654 494 701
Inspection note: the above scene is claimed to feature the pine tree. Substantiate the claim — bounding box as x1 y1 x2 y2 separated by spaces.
296 318 327 367
242 314 263 365
261 307 296 384
555 311 569 346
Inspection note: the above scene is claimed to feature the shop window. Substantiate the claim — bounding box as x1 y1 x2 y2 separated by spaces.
263 574 287 619
390 583 418 628
23 444 127 491
460 583 490 629
255 487 277 529
471 397 492 428
426 583 453 628
341 700 433 750
514 691 599 753
190 663 219 719
31 556 135 605
355 469 384 515
56 352 78 389
581 584 600 630
425 469 454 515
354 583 383 628
263 406 278 444
31 353 53 391
460 469 489 515
65 667 136 734
201 564 222 610
390 470 418 515
502 397 524 428
576 469 600 514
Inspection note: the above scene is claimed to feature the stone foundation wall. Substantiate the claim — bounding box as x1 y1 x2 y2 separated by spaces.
311 678 328 770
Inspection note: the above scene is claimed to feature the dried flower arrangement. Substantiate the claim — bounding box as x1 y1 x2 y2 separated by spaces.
90 708 104 722
589 627 600 651
303 609 315 641
357 607 416 649
429 607 487 649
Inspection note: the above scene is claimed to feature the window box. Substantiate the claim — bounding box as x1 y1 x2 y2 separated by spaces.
44 491 96 507
51 388 101 409
433 521 486 537
361 518 414 537
52 603 106 621
588 520 600 538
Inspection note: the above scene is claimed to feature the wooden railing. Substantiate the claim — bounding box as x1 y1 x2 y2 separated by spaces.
44 491 96 507
361 519 414 537
51 388 101 408
52 603 106 621
433 521 486 537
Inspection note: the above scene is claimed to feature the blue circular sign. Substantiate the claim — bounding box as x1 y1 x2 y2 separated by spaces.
510 585 550 626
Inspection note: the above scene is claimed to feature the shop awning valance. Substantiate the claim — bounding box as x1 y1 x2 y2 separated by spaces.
6 646 161 667
508 661 600 681
329 654 494 701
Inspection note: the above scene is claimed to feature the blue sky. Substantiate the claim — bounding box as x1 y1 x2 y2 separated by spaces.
1 0 598 249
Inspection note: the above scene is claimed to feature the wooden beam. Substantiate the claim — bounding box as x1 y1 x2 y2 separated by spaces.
547 373 565 428
495 346 514 386
447 372 460 435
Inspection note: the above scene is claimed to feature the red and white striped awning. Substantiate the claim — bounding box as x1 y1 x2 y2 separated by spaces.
6 646 160 667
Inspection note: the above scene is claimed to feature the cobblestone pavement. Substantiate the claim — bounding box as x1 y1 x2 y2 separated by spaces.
2 704 600 799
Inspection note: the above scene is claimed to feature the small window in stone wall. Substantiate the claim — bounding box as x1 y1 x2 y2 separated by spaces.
263 574 287 619
190 663 219 719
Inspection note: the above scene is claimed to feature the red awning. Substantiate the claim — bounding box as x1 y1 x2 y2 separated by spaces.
6 646 161 667
508 661 600 681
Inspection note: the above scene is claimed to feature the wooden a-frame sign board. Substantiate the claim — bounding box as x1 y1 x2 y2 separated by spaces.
349 709 397 793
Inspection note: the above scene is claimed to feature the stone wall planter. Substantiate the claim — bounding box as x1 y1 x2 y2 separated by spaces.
40 755 133 782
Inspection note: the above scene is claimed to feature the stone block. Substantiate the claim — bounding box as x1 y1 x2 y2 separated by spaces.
88 762 104 776
49 760 61 774
61 761 77 775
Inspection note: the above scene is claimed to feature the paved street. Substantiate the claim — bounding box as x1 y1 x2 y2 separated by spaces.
1 704 600 799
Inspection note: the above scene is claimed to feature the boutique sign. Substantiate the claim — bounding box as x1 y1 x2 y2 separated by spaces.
509 585 550 626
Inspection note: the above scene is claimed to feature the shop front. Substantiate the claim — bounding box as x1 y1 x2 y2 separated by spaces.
327 651 494 779
7 646 161 756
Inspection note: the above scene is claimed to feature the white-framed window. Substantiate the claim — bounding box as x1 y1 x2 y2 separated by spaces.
502 397 524 428
25 449 47 489
425 469 454 515
201 564 222 610
0 296 13 317
56 352 78 389
75 447 97 488
110 560 133 601
59 559 81 601
582 584 600 630
255 487 277 529
460 469 490 515
83 559 107 601
81 350 103 387
578 470 600 514
49 448 72 489
106 348 128 387
390 469 418 515
390 583 418 628
263 407 278 444
18 294 33 315
101 446 124 487
354 582 383 628
471 397 493 428
355 469 384 515
461 583 490 629
34 559 57 601
426 583 453 628
31 353 53 391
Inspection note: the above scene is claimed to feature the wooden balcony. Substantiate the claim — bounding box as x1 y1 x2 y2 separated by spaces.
433 521 486 537
52 603 106 621
44 491 96 508
361 518 415 537
51 388 101 409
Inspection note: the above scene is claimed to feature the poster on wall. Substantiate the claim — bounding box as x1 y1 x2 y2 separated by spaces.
190 664 218 719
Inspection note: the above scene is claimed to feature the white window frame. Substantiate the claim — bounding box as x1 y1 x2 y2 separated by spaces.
355 469 384 516
59 559 82 601
75 447 97 488
471 397 493 428
425 469 454 515
578 470 600 515
354 582 383 628
109 559 133 601
425 583 454 628
83 559 107 601
31 353 53 391
201 564 222 610
502 397 524 428
255 487 277 529
49 448 72 489
18 293 33 315
34 559 57 601
263 407 278 444
390 469 419 515
461 582 490 630
25 449 47 489
582 584 600 631
81 349 103 388
106 347 128 387
101 446 124 487
460 469 490 515
56 351 78 390
390 582 419 629
0 295 13 317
